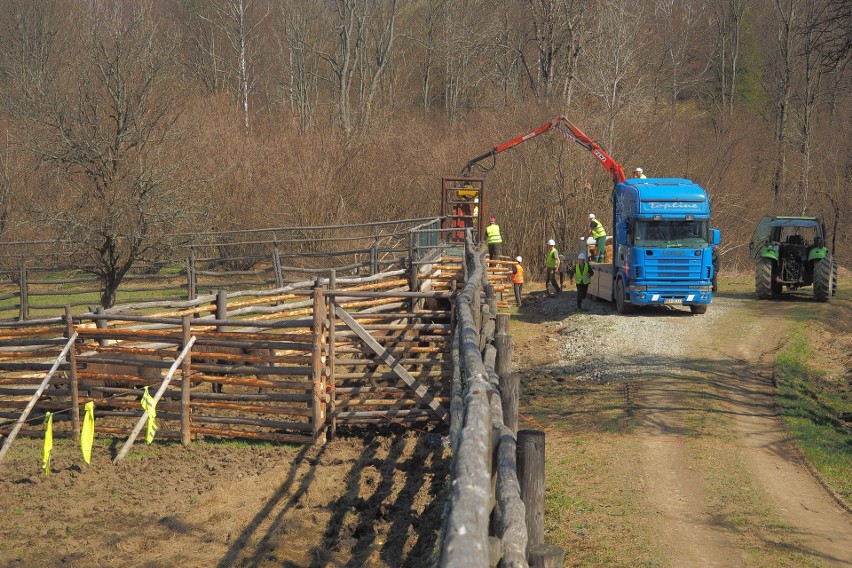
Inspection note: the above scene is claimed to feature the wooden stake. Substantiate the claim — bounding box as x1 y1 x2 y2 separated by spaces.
180 315 192 445
64 306 80 439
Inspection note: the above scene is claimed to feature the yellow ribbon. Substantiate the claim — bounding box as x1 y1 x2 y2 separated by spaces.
81 401 95 464
42 412 53 476
140 386 158 444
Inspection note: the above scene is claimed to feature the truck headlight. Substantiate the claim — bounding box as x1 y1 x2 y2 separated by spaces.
698 285 712 292
629 285 646 292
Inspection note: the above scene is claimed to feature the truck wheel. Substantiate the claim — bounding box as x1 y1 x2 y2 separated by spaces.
616 279 633 314
813 254 834 302
690 304 707 314
755 258 775 299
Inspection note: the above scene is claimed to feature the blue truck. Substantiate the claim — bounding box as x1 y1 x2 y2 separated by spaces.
456 116 720 314
587 178 721 314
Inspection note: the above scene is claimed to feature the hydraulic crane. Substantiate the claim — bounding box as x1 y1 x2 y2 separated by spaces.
460 116 626 185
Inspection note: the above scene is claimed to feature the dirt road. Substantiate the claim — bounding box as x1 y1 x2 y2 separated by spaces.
514 285 852 567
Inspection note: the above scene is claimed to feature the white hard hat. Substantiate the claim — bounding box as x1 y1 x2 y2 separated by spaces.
588 213 595 219
474 198 479 203
634 167 643 172
516 256 522 262
578 252 587 260
547 239 555 246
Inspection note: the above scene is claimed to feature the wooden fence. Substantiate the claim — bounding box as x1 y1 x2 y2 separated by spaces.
439 230 563 568
0 218 438 321
0 265 456 452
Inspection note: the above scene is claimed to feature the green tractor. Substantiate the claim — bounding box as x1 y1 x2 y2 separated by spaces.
749 216 837 301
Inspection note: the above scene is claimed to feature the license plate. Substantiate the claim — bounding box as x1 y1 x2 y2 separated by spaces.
663 298 682 305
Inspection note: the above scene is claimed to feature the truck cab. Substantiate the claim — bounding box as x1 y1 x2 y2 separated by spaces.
588 178 720 314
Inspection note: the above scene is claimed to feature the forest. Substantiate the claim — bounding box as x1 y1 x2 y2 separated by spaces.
0 0 849 289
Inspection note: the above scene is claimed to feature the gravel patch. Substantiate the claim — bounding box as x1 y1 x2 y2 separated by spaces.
546 294 740 383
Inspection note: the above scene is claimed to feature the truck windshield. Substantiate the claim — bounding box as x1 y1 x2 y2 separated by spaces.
632 220 709 248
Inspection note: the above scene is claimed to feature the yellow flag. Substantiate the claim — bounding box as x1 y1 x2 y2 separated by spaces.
140 386 158 444
42 412 53 476
81 401 95 464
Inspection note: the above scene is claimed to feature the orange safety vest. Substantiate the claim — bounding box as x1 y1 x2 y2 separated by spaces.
512 263 524 284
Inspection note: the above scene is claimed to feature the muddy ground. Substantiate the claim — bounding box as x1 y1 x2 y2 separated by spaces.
0 426 450 568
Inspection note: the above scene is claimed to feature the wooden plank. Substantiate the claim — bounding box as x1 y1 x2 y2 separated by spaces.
334 306 448 423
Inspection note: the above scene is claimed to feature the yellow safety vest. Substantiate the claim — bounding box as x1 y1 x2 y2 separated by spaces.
546 248 559 268
486 223 503 244
575 262 591 285
591 219 606 239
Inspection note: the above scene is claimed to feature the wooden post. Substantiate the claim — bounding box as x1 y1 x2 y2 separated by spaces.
370 240 378 275
485 284 497 317
187 250 197 300
18 259 27 321
501 374 520 437
528 544 565 568
64 306 80 439
216 289 227 328
328 270 337 440
495 313 512 377
311 280 327 443
272 243 284 289
95 306 108 347
518 429 546 549
181 315 192 445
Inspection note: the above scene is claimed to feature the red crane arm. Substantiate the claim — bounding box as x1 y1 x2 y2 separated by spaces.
461 120 554 176
550 116 626 184
461 116 626 185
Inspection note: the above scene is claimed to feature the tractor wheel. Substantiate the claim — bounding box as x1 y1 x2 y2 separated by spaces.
813 254 834 302
690 304 707 315
616 279 633 314
755 258 775 299
832 259 838 296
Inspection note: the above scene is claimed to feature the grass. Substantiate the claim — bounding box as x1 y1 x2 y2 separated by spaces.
774 326 852 505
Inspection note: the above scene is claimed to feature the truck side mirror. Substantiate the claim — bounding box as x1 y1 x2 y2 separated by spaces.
711 228 720 247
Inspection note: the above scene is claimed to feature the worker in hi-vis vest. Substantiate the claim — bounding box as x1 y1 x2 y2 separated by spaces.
566 252 595 310
545 239 561 297
511 256 524 306
485 217 503 260
585 213 607 262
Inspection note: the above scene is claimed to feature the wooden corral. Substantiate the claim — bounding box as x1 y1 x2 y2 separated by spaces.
0 220 541 566
0 269 456 448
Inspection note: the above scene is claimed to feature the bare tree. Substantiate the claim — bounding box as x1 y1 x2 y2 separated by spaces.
524 0 588 100
5 3 193 307
179 0 226 96
418 0 448 113
652 0 713 115
808 0 852 72
276 3 319 132
712 0 750 114
318 0 399 134
0 133 14 238
196 0 270 133
577 0 646 149
768 0 797 204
